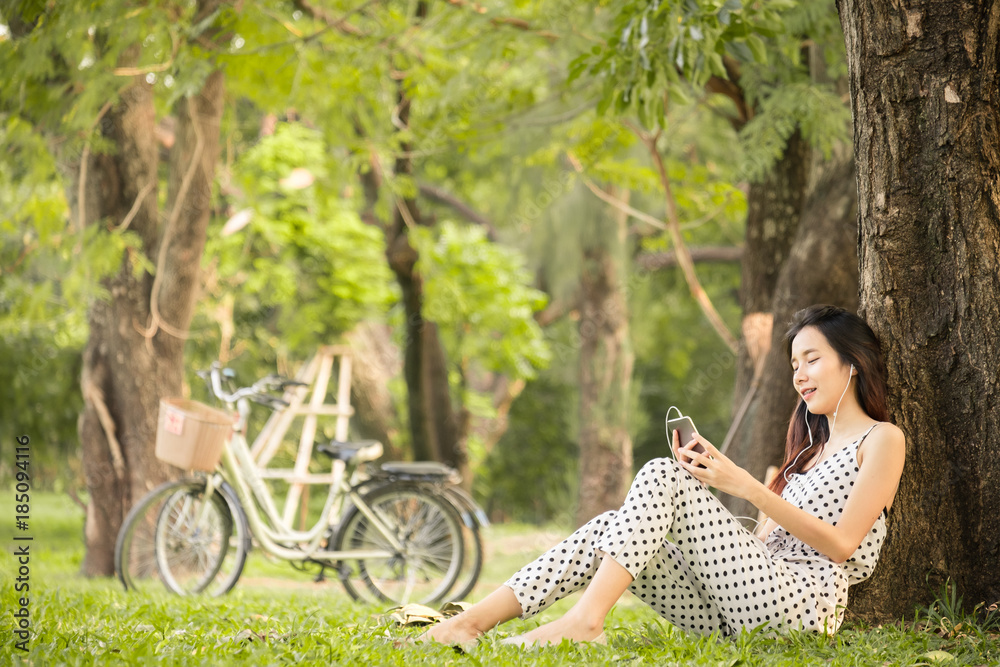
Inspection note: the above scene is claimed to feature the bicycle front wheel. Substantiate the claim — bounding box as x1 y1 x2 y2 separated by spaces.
155 481 250 596
115 478 250 596
334 485 464 605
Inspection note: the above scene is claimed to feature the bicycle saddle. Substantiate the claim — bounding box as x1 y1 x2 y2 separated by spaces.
380 461 454 477
316 440 383 463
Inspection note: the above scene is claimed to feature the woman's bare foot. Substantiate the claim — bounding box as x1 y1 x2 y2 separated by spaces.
417 615 483 645
502 610 605 647
417 586 523 646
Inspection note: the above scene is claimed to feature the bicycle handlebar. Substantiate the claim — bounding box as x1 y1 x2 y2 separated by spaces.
197 363 306 409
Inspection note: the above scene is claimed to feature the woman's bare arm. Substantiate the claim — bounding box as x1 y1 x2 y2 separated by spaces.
675 425 905 563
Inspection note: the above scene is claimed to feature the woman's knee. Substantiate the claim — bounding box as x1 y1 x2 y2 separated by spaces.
634 457 683 485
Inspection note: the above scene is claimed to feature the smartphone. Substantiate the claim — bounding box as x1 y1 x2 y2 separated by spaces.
666 414 706 466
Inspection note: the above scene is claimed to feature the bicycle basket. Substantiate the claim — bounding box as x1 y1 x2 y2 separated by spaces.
155 398 235 471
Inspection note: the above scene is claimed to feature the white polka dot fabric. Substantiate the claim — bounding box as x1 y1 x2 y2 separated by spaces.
504 426 885 636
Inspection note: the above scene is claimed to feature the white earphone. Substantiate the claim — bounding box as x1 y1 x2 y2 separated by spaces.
784 363 855 484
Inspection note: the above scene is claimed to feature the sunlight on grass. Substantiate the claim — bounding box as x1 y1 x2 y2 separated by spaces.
2 491 998 665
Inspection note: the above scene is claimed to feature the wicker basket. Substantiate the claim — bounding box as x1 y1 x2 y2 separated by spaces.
155 398 235 471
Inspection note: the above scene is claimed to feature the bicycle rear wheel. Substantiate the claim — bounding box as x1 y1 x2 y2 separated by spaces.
115 478 250 596
440 487 485 602
357 481 485 602
333 485 463 605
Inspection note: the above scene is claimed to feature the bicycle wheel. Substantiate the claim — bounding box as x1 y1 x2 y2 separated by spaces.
359 482 485 602
333 485 464 605
115 478 250 596
154 481 250 595
440 487 485 602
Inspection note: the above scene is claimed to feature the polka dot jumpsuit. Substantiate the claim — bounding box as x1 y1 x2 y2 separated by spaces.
504 425 885 635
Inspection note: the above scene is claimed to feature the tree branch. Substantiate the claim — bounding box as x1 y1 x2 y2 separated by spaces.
112 180 156 232
417 182 497 240
636 246 743 271
534 296 576 327
291 0 368 37
629 122 739 352
444 0 559 41
703 55 751 129
81 375 126 482
566 151 669 232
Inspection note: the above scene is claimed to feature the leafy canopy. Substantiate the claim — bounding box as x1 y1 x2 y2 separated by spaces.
199 122 397 357
411 220 551 383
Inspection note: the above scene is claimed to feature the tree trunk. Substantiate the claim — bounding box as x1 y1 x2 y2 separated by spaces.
382 71 466 480
77 77 166 576
77 69 225 576
723 131 810 500
837 0 1000 619
575 206 634 526
723 155 859 521
732 129 810 402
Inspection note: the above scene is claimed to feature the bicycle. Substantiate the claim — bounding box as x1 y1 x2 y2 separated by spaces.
115 363 479 605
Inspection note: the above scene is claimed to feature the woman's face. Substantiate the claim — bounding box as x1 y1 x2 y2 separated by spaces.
790 325 854 415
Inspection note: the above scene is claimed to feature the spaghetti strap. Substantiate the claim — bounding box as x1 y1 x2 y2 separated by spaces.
857 422 889 517
859 422 880 442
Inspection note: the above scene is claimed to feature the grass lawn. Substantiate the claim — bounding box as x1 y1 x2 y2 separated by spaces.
2 490 998 665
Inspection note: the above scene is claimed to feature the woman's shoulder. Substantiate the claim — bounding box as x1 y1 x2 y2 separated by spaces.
858 422 905 465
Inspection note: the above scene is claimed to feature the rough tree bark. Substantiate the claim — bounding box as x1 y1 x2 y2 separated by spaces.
77 77 169 576
385 213 460 470
575 199 634 527
837 0 1000 618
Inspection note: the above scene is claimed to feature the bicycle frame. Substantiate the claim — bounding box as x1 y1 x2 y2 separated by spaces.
209 403 401 563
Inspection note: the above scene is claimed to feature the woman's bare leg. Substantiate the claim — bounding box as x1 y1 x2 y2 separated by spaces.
506 554 632 646
419 586 523 644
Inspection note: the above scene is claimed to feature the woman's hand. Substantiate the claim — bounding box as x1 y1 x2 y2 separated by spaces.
673 433 761 500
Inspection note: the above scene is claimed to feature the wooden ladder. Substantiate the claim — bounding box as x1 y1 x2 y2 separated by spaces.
249 345 354 528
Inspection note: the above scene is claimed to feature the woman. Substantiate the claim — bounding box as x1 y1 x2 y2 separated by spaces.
423 305 906 645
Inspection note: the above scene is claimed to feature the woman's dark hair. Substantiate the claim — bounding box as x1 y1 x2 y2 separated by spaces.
768 305 889 496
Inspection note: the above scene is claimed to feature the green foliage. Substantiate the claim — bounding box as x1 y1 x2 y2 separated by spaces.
916 580 1000 641
411 221 550 381
737 80 850 181
630 264 742 467
408 220 552 470
578 0 852 180
478 375 578 524
0 0 830 516
0 115 88 486
194 122 396 359
0 0 220 137
576 0 790 124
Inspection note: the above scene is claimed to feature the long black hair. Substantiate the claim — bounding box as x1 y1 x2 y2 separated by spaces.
768 305 889 495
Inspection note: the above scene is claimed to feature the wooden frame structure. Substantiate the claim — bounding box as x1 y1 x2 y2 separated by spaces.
249 345 355 527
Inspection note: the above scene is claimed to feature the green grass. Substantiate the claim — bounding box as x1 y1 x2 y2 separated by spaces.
2 491 999 665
